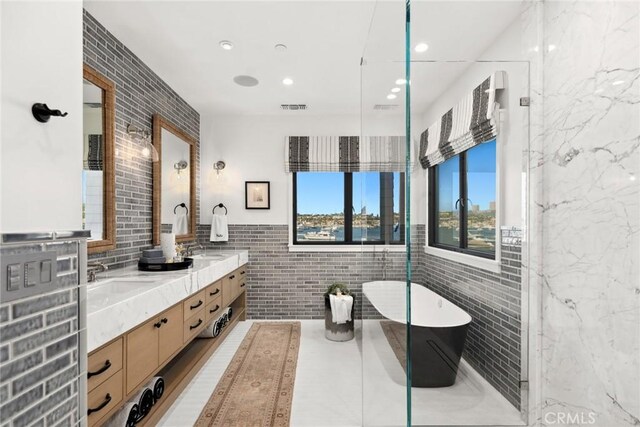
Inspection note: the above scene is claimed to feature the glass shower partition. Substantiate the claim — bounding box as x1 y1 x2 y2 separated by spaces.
359 1 412 426
406 1 534 425
360 1 534 426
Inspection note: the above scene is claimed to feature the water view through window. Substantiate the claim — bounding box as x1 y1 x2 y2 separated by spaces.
466 140 497 253
432 139 496 257
296 172 345 242
295 172 403 243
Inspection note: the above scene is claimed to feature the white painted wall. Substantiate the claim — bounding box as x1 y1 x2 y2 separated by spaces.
415 13 530 229
199 114 414 225
1 1 83 233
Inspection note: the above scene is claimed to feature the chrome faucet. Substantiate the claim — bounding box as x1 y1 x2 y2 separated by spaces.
185 243 204 257
87 261 108 283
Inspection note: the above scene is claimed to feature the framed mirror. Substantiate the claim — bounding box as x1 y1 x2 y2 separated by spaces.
83 64 116 254
152 114 197 245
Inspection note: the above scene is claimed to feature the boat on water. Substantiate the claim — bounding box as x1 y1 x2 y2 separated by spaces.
304 230 336 241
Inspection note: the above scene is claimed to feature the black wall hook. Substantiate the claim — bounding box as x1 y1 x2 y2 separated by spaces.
32 103 68 123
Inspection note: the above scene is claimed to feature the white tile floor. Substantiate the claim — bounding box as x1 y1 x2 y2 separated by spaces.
159 320 523 427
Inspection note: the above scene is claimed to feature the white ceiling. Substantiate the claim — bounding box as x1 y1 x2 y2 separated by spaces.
84 0 527 116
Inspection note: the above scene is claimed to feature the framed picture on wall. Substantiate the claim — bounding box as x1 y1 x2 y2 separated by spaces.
245 181 270 210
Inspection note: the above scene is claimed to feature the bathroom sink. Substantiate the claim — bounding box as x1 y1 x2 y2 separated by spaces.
190 254 227 260
87 277 163 311
87 277 158 293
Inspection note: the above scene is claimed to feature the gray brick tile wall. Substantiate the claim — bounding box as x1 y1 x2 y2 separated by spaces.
418 226 523 410
0 239 83 426
84 10 200 269
196 224 424 320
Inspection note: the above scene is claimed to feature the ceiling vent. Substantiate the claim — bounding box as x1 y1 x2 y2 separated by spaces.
281 104 307 111
373 104 399 111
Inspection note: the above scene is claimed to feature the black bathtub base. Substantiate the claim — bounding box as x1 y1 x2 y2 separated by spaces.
410 323 469 387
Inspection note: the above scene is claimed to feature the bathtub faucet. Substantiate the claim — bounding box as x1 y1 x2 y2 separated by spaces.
379 248 390 280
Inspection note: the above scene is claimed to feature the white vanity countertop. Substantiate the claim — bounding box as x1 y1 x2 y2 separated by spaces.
86 250 248 353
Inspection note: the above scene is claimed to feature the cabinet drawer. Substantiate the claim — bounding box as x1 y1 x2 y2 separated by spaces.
234 267 246 297
88 337 123 392
88 370 123 426
205 298 223 323
184 311 206 343
183 290 206 321
205 280 222 305
236 267 247 295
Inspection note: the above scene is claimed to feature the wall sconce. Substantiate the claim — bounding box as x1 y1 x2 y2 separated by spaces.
127 124 159 161
174 160 188 177
214 160 226 178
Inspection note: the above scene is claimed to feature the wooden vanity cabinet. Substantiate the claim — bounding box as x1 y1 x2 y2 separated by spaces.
90 262 248 427
126 303 183 394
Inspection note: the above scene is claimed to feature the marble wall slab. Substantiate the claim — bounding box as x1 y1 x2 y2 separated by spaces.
533 1 640 425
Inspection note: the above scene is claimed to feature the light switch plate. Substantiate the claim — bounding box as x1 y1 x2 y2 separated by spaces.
1 251 58 303
7 264 21 291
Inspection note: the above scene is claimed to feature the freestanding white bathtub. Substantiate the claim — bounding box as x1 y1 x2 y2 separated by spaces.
363 281 472 387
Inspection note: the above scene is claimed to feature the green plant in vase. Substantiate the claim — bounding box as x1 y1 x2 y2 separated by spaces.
325 283 352 297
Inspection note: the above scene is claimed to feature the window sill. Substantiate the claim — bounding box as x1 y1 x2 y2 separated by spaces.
423 245 500 273
288 244 406 253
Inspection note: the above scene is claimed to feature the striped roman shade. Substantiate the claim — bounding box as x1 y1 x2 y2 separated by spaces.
286 136 409 172
418 71 505 169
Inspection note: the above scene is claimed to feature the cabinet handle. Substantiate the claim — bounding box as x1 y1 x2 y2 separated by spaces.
161 317 168 324
209 304 220 314
88 393 112 415
229 275 235 280
209 288 220 296
190 300 203 310
190 319 203 330
154 321 162 328
240 271 245 275
87 360 111 378
240 283 246 288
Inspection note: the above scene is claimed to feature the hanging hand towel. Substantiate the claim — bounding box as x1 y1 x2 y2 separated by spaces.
210 213 229 242
329 294 353 324
173 211 188 235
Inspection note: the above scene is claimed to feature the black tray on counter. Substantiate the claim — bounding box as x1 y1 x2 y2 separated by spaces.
138 257 193 272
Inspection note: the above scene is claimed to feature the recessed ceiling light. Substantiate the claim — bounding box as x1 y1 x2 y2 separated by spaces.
219 40 233 50
391 87 401 93
414 43 429 53
387 94 397 100
275 44 288 52
282 77 294 86
233 75 259 87
395 78 407 85
547 44 556 52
